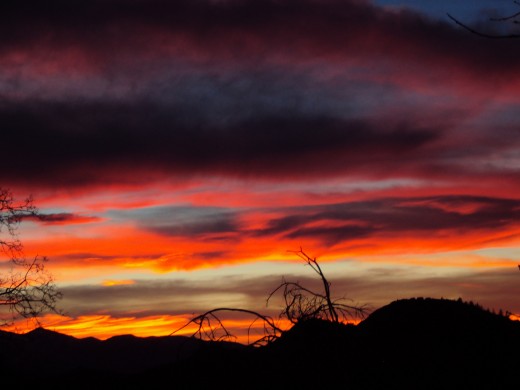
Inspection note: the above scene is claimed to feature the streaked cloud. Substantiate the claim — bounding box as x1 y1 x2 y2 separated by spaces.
2 0 519 339
1 0 519 188
23 212 102 225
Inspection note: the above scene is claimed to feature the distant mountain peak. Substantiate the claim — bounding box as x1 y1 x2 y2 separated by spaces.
25 326 77 341
27 326 52 333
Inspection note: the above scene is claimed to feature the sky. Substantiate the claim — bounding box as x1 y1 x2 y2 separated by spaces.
1 0 520 341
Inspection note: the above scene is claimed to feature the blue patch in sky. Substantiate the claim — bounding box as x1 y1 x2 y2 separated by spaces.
373 0 519 22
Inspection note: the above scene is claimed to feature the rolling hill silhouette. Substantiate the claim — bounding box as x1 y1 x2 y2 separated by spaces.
1 297 519 389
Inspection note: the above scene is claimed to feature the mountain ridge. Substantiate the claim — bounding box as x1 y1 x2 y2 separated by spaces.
1 297 519 389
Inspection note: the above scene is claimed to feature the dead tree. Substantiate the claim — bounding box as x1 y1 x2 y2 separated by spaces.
173 247 368 346
267 247 368 325
0 188 62 326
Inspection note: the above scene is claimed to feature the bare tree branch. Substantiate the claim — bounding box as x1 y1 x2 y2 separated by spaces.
490 1 520 21
1 188 62 326
174 247 368 346
447 2 520 39
268 247 368 324
171 307 283 346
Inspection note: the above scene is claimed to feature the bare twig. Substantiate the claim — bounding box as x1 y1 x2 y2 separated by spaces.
490 1 520 21
447 1 520 39
268 247 368 324
174 247 368 346
1 188 62 326
171 307 284 346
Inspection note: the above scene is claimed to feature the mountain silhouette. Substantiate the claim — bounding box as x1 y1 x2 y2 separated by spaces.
1 297 518 389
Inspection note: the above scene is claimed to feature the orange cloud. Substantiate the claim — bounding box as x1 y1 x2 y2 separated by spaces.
101 279 135 287
5 313 293 345
17 194 520 277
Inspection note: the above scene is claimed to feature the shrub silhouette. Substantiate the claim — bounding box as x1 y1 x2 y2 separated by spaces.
173 247 368 345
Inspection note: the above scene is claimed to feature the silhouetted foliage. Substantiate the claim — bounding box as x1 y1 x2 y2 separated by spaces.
0 188 62 326
174 247 368 345
448 1 520 38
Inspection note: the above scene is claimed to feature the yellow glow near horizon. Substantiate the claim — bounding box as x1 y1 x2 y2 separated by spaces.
101 279 135 286
4 313 294 344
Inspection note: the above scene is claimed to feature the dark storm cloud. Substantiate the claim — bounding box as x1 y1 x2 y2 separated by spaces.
252 196 520 244
2 0 519 187
1 0 519 72
0 100 440 185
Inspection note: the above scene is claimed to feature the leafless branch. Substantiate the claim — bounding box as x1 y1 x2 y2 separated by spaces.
171 307 284 346
1 188 62 326
267 247 368 324
490 1 520 21
447 2 520 39
175 247 368 346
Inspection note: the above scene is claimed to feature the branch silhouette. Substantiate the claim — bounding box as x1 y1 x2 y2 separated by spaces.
172 307 283 346
1 188 62 326
173 247 368 346
447 2 520 39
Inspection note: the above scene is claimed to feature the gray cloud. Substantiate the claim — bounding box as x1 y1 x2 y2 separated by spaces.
250 196 520 245
0 1 519 188
57 265 520 320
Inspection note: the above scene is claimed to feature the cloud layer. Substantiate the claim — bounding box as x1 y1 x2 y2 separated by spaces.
2 1 519 338
1 0 519 188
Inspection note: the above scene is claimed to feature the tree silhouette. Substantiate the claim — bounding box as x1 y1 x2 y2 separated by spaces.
447 1 520 38
173 247 368 346
0 188 62 326
268 248 368 325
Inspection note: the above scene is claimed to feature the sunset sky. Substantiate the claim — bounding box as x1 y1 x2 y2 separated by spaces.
2 0 520 340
